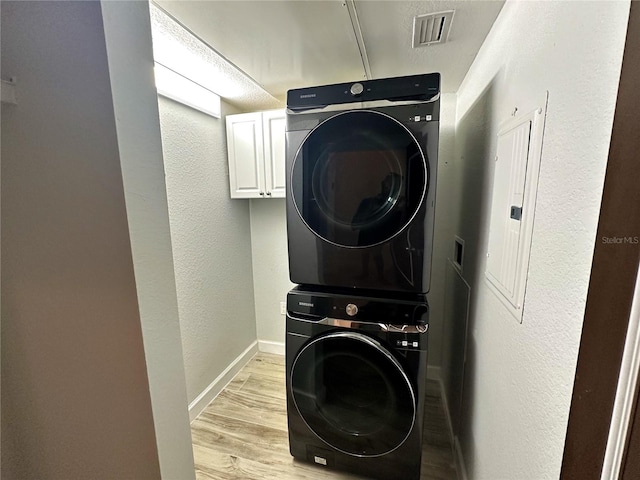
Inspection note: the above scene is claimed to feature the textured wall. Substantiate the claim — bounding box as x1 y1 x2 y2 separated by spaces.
453 1 630 478
250 199 296 347
159 97 258 404
1 2 161 478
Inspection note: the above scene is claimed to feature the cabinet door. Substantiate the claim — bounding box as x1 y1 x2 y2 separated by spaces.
262 109 286 198
226 112 265 198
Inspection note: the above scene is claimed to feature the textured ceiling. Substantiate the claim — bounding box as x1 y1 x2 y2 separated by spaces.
358 1 505 87
154 0 505 108
150 4 281 111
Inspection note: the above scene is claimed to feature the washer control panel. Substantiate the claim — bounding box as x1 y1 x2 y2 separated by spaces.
394 338 422 349
287 288 428 325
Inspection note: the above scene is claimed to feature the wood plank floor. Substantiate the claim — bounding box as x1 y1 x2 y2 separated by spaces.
191 353 457 480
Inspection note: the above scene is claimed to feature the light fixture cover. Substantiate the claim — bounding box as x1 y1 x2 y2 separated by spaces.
154 63 221 118
149 3 279 110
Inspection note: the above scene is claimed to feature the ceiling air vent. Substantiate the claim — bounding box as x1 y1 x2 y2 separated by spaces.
412 10 454 48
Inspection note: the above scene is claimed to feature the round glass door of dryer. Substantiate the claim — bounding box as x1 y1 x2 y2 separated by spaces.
290 110 427 248
290 331 416 457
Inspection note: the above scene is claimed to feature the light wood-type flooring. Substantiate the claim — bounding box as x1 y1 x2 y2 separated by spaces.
191 352 457 480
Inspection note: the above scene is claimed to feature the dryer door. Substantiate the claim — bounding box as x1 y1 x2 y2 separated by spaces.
290 110 427 248
290 331 416 457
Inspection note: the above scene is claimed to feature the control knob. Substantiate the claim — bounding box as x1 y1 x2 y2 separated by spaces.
350 83 364 96
346 304 358 316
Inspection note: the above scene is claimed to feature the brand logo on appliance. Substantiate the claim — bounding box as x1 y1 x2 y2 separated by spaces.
299 302 314 307
299 94 316 99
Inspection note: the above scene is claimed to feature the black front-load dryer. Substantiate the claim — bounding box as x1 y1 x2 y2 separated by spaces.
286 287 429 480
286 73 440 294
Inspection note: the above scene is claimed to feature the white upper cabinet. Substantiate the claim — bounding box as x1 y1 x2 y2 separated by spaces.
261 110 286 198
226 109 286 199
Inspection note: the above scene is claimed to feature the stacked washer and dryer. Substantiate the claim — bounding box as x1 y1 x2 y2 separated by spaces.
285 73 441 480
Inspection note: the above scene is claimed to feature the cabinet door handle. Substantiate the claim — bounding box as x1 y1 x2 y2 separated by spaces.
266 191 272 196
259 191 264 196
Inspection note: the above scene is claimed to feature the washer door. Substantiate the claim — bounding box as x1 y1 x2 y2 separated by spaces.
290 110 427 248
290 331 416 457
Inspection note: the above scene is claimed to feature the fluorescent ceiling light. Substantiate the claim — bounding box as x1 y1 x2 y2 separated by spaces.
149 3 279 110
154 62 221 118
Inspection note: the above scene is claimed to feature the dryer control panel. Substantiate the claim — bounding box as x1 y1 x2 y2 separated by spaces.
287 73 440 112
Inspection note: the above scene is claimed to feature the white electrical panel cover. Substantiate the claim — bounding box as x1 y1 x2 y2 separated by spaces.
486 99 547 322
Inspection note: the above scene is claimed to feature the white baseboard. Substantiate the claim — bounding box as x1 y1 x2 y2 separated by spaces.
454 436 468 480
188 340 258 422
258 340 285 356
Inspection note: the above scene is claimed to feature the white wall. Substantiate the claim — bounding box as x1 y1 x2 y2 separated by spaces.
158 97 258 407
2 1 178 477
101 2 195 477
250 199 295 351
452 2 630 478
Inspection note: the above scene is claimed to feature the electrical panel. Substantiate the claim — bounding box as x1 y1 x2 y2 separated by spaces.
486 100 547 322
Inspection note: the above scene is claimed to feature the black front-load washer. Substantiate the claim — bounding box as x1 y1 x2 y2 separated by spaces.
286 73 440 294
286 286 429 480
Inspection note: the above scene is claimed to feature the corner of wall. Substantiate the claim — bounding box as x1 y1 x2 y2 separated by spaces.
101 2 196 478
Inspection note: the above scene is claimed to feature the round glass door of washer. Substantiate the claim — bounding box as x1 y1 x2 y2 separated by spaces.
290 331 416 457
